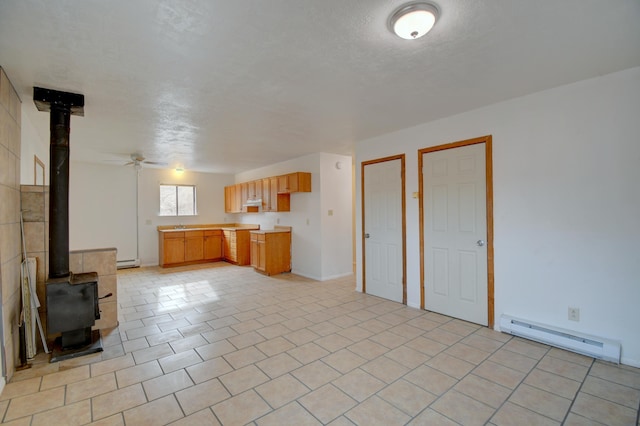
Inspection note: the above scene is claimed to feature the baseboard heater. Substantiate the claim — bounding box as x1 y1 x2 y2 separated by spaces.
116 259 140 269
499 314 620 363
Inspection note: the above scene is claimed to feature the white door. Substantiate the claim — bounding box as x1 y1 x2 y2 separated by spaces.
363 159 403 303
423 144 488 325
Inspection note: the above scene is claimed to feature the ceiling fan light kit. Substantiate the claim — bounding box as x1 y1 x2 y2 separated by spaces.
389 2 439 40
123 153 167 169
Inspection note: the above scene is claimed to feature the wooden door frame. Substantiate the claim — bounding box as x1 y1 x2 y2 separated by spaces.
361 155 407 304
418 135 494 327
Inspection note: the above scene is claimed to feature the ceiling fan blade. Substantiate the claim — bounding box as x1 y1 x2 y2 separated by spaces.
143 161 168 166
124 161 134 166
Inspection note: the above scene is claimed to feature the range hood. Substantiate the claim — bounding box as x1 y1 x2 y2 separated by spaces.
243 198 262 207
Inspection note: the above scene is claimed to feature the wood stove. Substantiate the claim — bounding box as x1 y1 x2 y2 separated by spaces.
34 87 104 362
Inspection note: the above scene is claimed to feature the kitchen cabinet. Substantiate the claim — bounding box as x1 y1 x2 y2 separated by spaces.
185 230 204 262
250 228 291 276
159 224 258 267
160 232 185 265
224 172 310 213
224 186 233 213
234 184 243 212
223 228 252 265
262 178 271 211
240 182 249 211
203 230 223 260
247 180 262 201
268 177 290 212
225 185 243 213
277 172 311 193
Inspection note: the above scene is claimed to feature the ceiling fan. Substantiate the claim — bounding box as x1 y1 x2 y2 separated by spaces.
124 154 167 168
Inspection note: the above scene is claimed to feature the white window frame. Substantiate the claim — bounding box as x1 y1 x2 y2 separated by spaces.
159 184 198 216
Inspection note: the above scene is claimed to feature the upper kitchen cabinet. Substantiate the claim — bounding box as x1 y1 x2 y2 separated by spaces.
224 184 244 213
225 172 310 213
277 172 311 194
248 180 262 201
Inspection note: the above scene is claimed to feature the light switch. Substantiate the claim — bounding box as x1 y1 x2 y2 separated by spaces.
328 209 333 216
145 219 152 225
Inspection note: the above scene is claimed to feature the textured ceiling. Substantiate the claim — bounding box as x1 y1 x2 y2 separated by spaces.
1 0 639 173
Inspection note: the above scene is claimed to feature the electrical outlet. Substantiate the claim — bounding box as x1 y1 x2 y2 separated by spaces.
568 307 580 322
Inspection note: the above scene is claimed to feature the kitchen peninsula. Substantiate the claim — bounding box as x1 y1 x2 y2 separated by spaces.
158 224 260 267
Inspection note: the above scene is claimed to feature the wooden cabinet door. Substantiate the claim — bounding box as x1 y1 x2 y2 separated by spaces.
223 230 237 262
258 239 266 271
233 184 242 213
271 189 291 212
278 172 311 193
253 179 262 201
247 180 262 201
224 186 232 213
277 175 289 193
204 232 222 260
262 178 271 211
185 231 204 262
226 185 244 213
250 235 259 268
270 177 280 210
240 182 249 211
164 237 185 264
294 172 311 192
235 230 251 265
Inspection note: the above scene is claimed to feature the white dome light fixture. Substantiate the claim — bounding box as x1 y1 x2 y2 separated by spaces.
389 2 439 40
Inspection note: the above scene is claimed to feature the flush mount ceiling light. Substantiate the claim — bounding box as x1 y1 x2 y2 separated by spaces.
389 2 439 40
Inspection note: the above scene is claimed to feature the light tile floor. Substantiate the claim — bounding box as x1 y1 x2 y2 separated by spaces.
1 263 639 425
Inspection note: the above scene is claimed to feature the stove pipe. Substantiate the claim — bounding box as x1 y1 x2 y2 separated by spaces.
33 87 84 279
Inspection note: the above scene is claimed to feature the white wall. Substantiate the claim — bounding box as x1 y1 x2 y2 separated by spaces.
235 152 353 281
355 67 640 367
69 162 137 260
20 107 48 185
319 153 353 280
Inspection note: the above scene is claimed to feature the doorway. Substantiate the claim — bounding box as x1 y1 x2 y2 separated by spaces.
419 136 494 326
362 155 406 303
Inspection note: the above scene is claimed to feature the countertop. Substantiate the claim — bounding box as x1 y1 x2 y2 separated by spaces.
158 224 259 233
250 229 291 234
250 226 292 234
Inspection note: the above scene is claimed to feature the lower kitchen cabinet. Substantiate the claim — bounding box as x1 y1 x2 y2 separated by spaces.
223 229 252 265
159 225 258 267
185 230 204 262
204 230 223 260
250 228 291 276
160 232 185 265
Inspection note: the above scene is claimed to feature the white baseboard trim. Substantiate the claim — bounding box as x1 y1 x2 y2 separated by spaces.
290 270 321 281
319 272 354 281
621 357 640 368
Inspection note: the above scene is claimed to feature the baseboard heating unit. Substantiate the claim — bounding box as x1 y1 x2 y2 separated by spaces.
116 259 140 269
499 314 620 363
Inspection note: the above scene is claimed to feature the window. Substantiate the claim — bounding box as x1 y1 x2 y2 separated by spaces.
160 184 197 216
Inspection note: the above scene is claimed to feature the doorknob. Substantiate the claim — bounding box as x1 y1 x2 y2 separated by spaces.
364 233 370 239
477 239 485 247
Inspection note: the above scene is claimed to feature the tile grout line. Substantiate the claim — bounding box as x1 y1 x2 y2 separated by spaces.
559 357 597 425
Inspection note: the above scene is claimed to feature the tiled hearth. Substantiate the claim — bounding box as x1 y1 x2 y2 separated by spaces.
0 264 638 425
